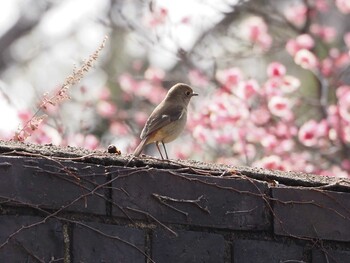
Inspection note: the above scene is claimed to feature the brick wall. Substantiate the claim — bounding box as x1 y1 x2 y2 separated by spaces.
0 141 349 262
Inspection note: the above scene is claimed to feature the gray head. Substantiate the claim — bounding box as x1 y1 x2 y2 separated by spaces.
164 83 198 105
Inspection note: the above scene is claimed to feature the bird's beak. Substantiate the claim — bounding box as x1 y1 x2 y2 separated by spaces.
192 92 198 97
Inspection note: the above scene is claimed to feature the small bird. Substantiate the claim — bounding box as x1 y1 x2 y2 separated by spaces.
133 83 198 159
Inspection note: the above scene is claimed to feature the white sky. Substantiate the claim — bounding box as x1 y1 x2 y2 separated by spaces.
0 0 238 133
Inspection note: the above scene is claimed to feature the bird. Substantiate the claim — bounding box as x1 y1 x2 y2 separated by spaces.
133 83 198 159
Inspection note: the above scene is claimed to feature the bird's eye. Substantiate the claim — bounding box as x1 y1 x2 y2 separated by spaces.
185 91 191 96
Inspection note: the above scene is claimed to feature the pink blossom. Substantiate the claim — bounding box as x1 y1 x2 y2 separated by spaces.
337 85 350 122
109 122 129 136
144 68 165 82
336 0 350 14
294 49 318 70
263 78 282 96
344 32 350 48
97 101 117 118
341 160 350 170
310 24 336 43
342 126 350 143
280 76 300 93
84 134 100 150
272 122 298 139
286 34 314 56
261 134 278 151
284 3 307 27
134 111 148 126
216 67 243 89
27 125 62 145
18 110 32 123
213 131 234 144
119 73 138 93
188 69 209 87
144 7 168 27
98 87 111 100
250 108 271 125
315 0 329 12
298 120 323 147
233 142 256 160
255 155 286 171
208 94 249 125
193 125 209 144
295 34 315 49
268 96 292 119
319 166 348 178
181 17 191 24
144 84 167 104
276 139 295 153
267 62 286 78
285 40 299 56
236 79 259 99
240 16 272 50
327 105 341 140
330 49 350 69
66 134 99 150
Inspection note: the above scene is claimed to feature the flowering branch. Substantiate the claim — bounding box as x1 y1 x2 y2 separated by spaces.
13 36 108 142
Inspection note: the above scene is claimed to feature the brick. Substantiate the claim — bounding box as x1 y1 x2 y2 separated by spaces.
272 187 350 242
152 230 225 263
73 222 145 263
0 215 63 262
233 239 304 263
0 156 106 214
312 249 350 263
111 168 270 230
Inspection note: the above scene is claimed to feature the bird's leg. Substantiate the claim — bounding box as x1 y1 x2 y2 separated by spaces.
161 141 169 160
156 141 165 160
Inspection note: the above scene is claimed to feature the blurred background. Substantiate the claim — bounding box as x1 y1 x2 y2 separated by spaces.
1 0 350 176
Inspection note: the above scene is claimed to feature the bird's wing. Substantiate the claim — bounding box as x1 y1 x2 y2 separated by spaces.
140 103 185 139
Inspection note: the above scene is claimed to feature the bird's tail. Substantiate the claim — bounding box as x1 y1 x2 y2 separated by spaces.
133 138 147 156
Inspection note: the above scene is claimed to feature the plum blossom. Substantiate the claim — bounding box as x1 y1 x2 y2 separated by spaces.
99 87 111 100
284 3 307 27
298 120 328 147
240 16 272 51
144 7 168 27
63 133 100 150
144 67 165 82
310 24 336 43
319 166 348 177
344 32 350 48
119 74 167 104
193 125 210 144
250 108 271 125
261 134 278 151
267 62 286 78
236 79 259 99
342 126 350 143
109 122 129 136
335 0 350 14
286 34 315 56
315 0 329 12
254 155 286 171
188 69 209 87
208 94 249 126
119 73 138 93
336 85 350 122
97 101 117 118
294 49 318 70
268 96 293 119
280 76 300 93
216 67 243 89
